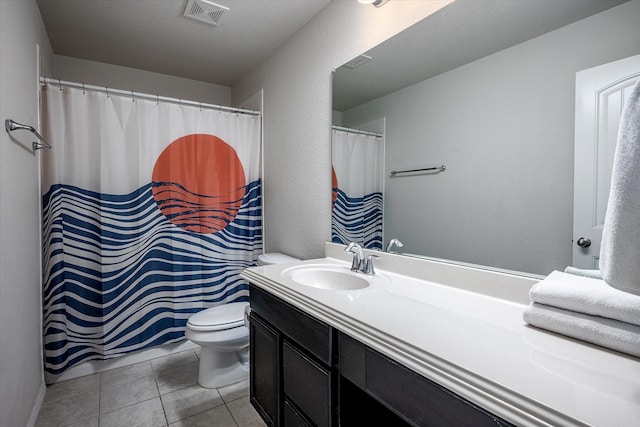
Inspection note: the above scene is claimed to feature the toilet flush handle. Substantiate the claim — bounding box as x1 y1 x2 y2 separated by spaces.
243 305 252 328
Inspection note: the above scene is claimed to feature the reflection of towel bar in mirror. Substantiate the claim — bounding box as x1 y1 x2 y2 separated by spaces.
5 119 51 150
390 165 446 177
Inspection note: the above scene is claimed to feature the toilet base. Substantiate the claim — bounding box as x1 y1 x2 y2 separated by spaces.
198 345 249 389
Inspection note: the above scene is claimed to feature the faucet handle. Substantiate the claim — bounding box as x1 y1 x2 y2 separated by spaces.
363 254 380 275
345 242 364 271
386 238 404 253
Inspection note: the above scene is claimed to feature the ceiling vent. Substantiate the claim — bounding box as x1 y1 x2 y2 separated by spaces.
183 0 229 26
344 54 373 69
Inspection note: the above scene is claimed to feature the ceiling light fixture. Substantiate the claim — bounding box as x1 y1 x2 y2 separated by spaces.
358 0 389 7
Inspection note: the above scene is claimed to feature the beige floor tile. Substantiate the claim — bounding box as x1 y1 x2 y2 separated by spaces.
35 390 99 427
161 384 224 424
64 416 99 427
43 374 100 404
36 357 261 427
167 404 237 427
100 372 159 413
227 396 267 427
154 360 198 395
100 397 167 427
101 361 154 387
218 378 249 403
151 350 198 373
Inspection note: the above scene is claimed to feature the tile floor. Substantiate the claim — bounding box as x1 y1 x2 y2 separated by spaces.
35 349 266 427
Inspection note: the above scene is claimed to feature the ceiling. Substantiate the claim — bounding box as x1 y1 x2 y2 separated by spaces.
37 0 331 87
333 0 629 111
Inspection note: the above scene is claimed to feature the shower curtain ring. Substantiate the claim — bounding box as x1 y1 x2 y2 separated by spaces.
105 87 110 98
82 83 85 94
58 79 63 91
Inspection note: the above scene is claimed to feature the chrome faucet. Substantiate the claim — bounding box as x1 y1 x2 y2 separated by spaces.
345 242 364 272
362 254 380 275
345 242 379 275
386 238 404 253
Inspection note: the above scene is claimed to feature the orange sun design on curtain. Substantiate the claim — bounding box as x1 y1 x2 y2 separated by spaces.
331 166 338 206
151 134 246 234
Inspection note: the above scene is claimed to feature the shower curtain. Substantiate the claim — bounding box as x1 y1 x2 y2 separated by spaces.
331 128 383 250
40 85 261 380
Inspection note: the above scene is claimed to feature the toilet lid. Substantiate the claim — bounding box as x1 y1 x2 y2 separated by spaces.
187 302 249 331
258 253 300 265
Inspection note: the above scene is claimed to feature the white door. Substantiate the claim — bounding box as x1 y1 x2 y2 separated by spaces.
573 55 640 269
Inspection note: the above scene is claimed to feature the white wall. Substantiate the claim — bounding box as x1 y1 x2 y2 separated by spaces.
341 1 640 275
0 1 53 425
232 0 453 259
53 55 231 106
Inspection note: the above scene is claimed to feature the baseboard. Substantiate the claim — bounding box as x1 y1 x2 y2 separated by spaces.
46 340 199 384
26 381 47 427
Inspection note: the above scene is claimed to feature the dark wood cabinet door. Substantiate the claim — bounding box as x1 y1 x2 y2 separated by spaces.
283 399 312 427
283 341 332 427
250 313 279 426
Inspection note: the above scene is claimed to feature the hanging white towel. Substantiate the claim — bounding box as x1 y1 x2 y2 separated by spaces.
523 303 640 358
529 270 640 326
600 80 640 296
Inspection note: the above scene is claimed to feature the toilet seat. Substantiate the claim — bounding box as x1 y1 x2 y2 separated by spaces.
187 302 249 332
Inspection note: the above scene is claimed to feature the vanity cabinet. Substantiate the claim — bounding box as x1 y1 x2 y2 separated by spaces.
339 333 514 427
249 284 513 427
249 285 336 427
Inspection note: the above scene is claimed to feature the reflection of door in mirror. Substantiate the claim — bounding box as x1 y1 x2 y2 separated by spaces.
573 54 640 269
331 124 384 250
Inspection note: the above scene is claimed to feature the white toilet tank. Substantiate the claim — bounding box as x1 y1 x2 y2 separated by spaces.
257 252 300 266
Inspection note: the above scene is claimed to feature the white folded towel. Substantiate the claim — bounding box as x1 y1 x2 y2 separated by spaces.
563 266 602 280
523 303 640 358
529 270 640 326
600 80 640 296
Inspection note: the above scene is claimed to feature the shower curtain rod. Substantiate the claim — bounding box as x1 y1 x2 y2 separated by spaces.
332 125 383 138
40 77 261 116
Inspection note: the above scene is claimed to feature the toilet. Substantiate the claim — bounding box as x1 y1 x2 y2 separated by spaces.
185 252 299 388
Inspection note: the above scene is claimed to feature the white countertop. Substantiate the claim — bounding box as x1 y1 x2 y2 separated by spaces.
241 246 640 427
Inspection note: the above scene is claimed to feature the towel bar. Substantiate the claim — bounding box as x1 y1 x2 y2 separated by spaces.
390 165 446 177
5 119 51 150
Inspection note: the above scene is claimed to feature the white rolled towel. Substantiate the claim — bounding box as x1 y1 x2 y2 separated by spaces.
529 270 640 326
563 266 602 280
600 80 640 296
523 303 640 358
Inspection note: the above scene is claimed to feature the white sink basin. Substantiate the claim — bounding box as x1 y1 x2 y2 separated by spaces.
282 265 370 290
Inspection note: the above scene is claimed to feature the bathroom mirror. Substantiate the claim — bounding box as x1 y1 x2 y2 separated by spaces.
331 0 631 276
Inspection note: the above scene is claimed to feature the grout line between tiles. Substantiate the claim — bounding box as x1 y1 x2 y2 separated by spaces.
150 355 169 426
97 372 102 427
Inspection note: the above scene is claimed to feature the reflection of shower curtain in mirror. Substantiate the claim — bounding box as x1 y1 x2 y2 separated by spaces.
331 129 383 250
40 85 261 382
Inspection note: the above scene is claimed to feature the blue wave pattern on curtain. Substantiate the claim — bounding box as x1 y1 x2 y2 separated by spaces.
42 182 260 375
41 86 261 379
331 128 384 250
331 189 383 249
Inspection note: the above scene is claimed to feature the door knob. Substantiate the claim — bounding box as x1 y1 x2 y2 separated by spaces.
576 237 591 248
